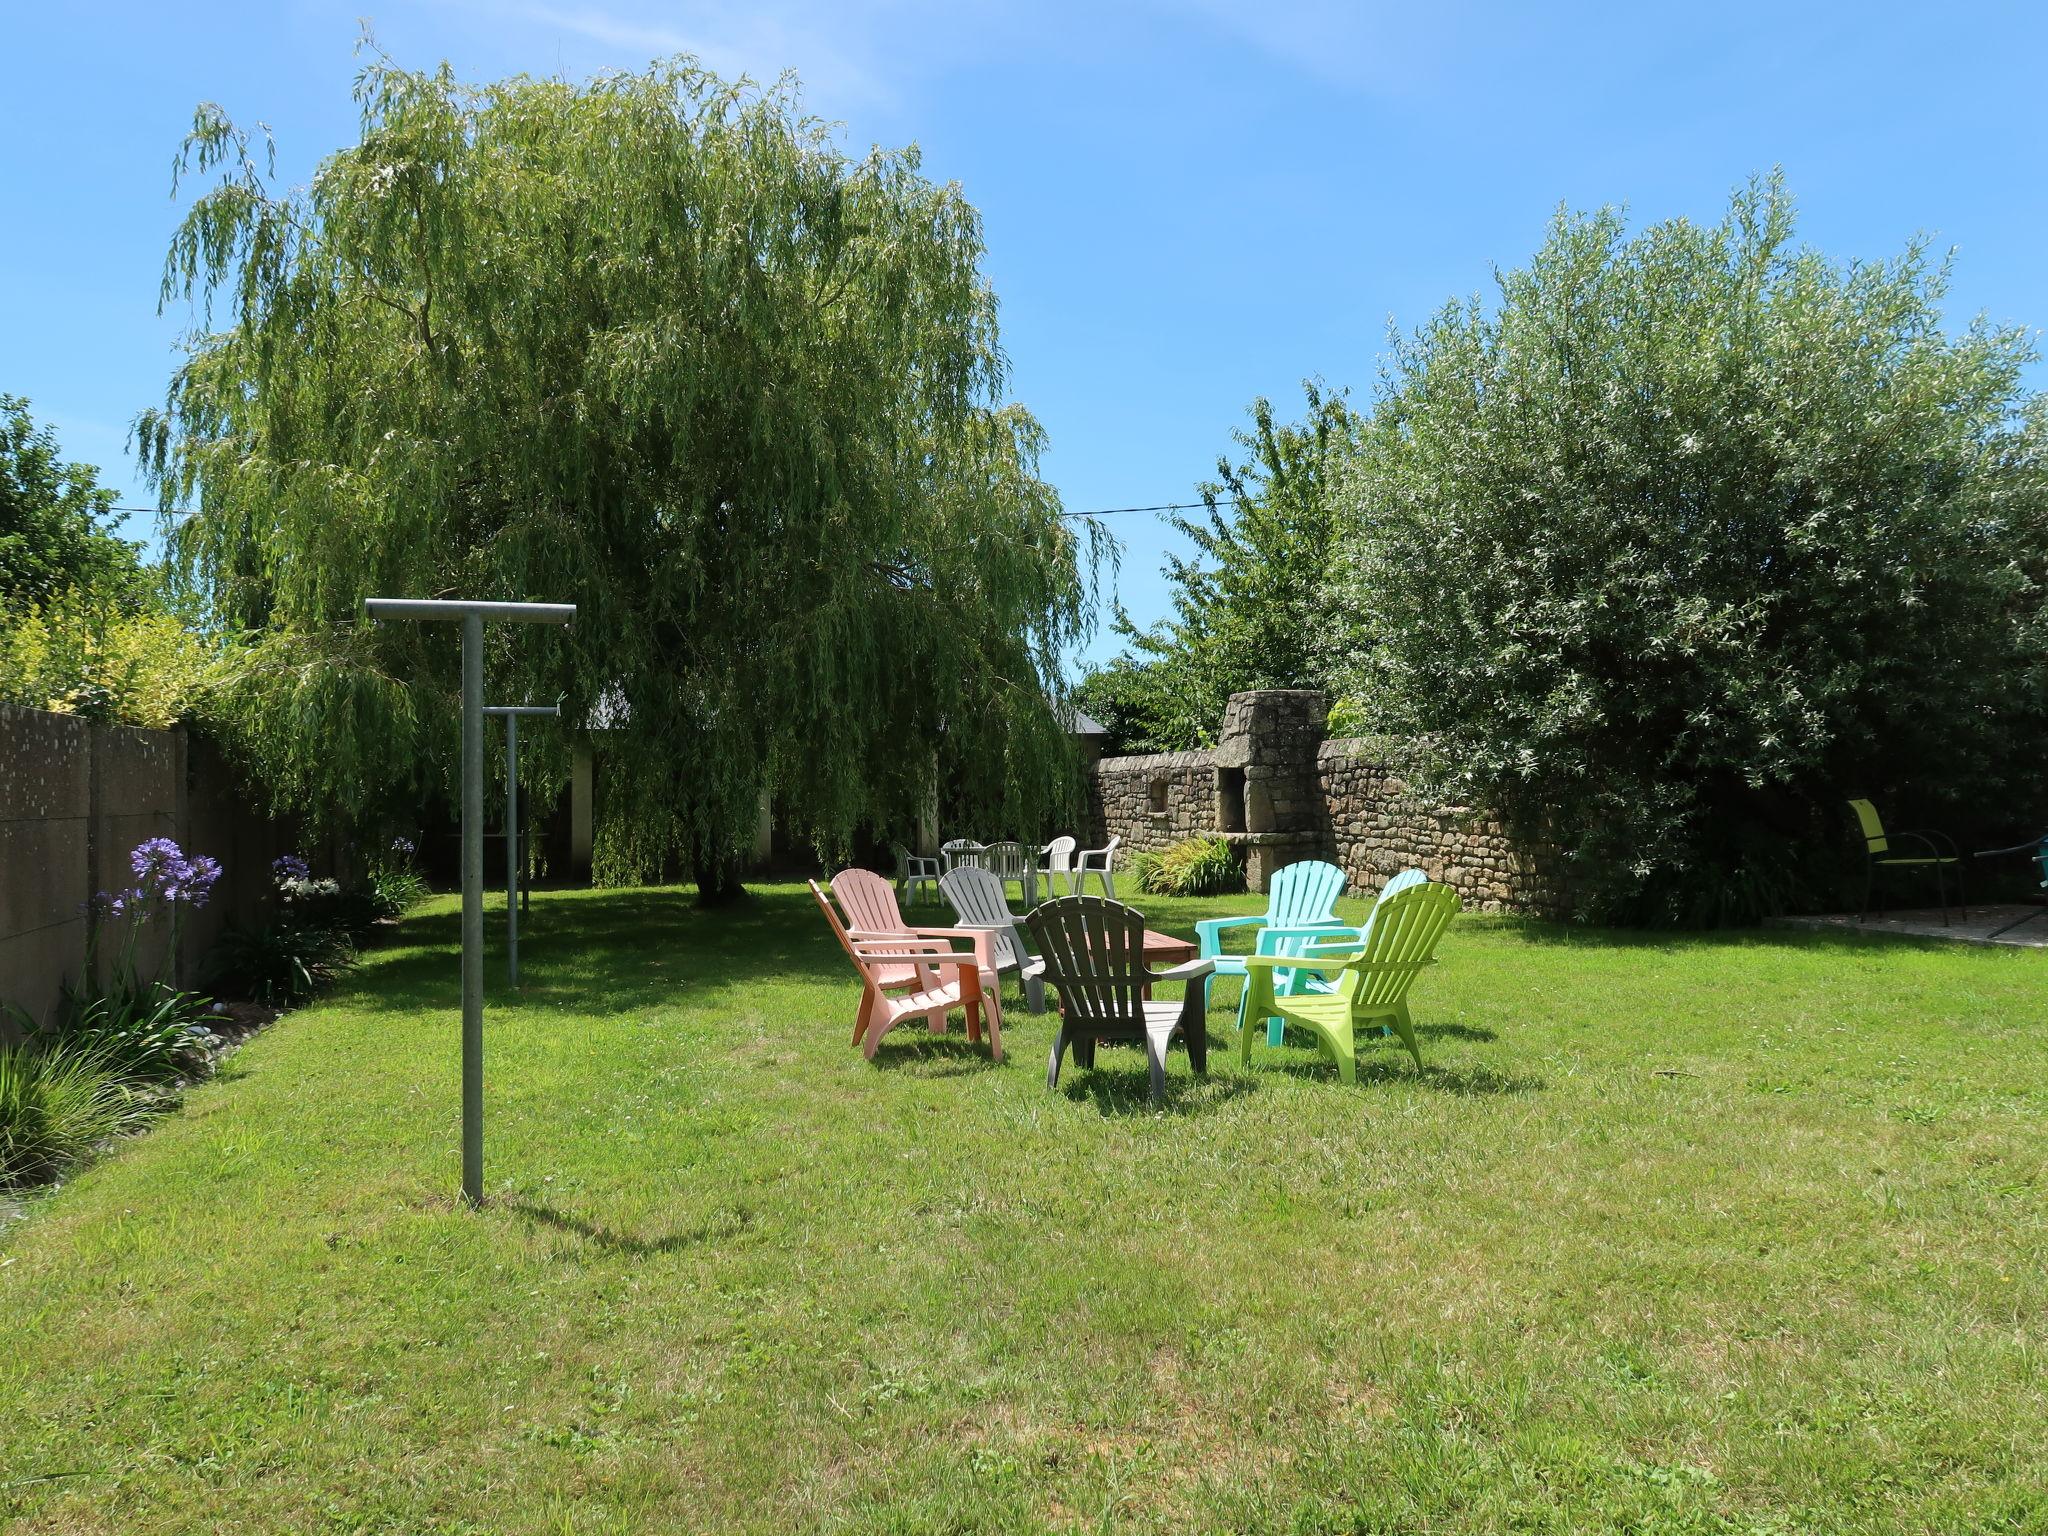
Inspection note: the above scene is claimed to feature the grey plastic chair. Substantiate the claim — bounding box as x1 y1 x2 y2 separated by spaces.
982 839 1034 905
940 865 1046 1013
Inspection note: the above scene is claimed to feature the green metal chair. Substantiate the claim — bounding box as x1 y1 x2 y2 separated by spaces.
1848 798 1968 926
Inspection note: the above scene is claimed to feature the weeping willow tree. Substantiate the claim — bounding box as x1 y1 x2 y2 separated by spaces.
139 50 1099 896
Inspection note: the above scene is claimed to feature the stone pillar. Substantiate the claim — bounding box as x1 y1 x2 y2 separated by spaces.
1214 689 1330 892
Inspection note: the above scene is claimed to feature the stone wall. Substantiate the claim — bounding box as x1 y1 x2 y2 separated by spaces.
1084 750 1219 859
1085 691 1550 911
1316 737 1548 912
0 705 304 1036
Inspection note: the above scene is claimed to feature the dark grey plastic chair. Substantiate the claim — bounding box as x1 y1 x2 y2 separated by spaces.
1023 896 1213 1106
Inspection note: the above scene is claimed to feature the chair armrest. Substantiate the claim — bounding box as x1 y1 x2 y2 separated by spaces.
848 930 952 949
1882 831 1953 860
1149 957 1216 983
1194 914 1266 954
1241 951 1359 975
1898 828 1964 857
1255 922 1356 945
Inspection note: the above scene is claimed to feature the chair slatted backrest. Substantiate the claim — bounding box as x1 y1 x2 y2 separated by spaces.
941 838 985 870
1269 860 1348 928
940 866 1025 969
984 840 1031 882
831 868 907 936
1042 835 1077 877
1025 896 1147 1029
1336 882 1460 1010
810 879 865 971
1848 798 1888 854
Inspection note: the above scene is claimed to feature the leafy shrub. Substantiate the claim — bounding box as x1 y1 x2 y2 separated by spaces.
204 922 356 1007
0 1045 139 1189
36 981 220 1084
1333 175 2048 925
1132 836 1245 897
365 866 428 921
0 592 226 729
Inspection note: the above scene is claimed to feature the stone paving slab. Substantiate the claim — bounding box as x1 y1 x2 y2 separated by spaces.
1772 905 2048 949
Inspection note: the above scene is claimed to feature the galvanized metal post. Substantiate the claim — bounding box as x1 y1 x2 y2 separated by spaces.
505 711 519 986
363 598 574 1208
460 611 484 1206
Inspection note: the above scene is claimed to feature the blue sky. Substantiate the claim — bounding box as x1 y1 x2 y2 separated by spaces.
7 2 2047 667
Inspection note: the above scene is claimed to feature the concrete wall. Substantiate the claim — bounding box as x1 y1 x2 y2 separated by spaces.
1084 691 1554 912
0 705 302 1036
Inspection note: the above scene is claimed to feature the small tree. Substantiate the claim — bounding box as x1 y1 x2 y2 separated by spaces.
1334 175 2048 923
0 396 144 609
1077 384 1358 752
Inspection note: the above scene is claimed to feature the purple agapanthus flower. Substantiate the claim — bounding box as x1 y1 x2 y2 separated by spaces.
390 836 417 857
131 836 184 888
273 853 312 883
180 854 223 908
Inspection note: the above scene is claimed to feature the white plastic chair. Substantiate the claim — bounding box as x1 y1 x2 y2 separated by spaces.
940 865 1046 1013
891 841 941 906
1037 835 1078 898
982 840 1034 905
940 838 985 873
1071 835 1120 899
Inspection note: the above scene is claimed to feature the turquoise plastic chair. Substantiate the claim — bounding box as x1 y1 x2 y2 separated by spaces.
1194 860 1349 1013
1241 869 1430 1046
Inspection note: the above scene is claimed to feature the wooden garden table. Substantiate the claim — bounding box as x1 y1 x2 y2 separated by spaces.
1140 930 1198 998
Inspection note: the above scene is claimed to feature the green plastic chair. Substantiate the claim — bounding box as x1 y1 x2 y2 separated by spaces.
1238 882 1460 1082
1848 799 1968 926
1240 868 1431 1047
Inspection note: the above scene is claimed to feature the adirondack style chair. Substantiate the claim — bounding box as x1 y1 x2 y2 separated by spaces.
1071 835 1121 898
1193 858 1350 1012
891 841 942 906
1240 868 1430 1046
1037 835 1079 897
830 868 1003 1032
940 865 1047 1013
1238 881 1460 1082
940 838 985 873
1023 895 1214 1107
981 840 1035 905
1848 799 1969 925
810 881 1000 1061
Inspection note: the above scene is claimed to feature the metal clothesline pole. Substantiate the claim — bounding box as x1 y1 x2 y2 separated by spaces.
483 704 561 986
364 598 575 1207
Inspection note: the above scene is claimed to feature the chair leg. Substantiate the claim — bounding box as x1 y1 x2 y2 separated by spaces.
1183 1016 1208 1077
1265 1013 1285 1050
1144 1033 1167 1107
1024 973 1046 1014
854 988 876 1049
981 996 1003 1063
1047 1028 1067 1090
1101 872 1116 900
1388 1002 1423 1071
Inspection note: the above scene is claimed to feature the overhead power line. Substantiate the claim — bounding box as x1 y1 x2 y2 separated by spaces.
1059 496 1243 520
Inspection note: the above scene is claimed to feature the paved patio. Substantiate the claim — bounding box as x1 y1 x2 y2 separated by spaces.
1774 904 2048 948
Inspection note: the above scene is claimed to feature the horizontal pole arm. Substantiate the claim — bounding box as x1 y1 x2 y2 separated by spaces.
482 705 564 717
364 598 576 624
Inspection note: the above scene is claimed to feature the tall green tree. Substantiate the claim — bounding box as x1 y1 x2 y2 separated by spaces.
140 51 1096 896
0 397 143 608
1334 175 2048 924
1076 384 1358 752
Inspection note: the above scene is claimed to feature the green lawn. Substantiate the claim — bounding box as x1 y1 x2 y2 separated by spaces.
2 883 2043 1534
